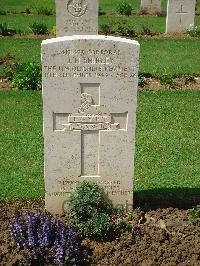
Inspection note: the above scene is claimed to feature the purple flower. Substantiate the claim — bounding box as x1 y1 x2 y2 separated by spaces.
9 211 81 265
25 212 38 249
9 213 27 249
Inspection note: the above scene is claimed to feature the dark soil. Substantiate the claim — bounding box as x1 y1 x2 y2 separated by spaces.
139 77 200 91
0 200 199 266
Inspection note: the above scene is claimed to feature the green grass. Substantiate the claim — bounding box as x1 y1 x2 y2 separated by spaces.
0 90 199 199
0 15 55 33
0 14 200 35
0 38 200 77
1 0 200 14
0 0 55 13
0 91 43 198
0 38 42 63
140 39 200 76
135 90 200 194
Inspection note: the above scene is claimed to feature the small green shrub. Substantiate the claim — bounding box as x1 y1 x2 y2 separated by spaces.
141 25 155 36
36 6 53 16
138 73 146 87
117 2 133 16
6 9 18 14
117 26 137 38
0 23 16 36
187 25 200 37
160 74 174 89
99 7 106 16
4 61 42 90
29 22 49 35
100 24 112 35
0 8 6 15
67 180 113 238
13 63 42 90
51 25 57 36
115 218 130 232
184 74 196 84
24 7 31 14
2 55 18 79
189 206 200 226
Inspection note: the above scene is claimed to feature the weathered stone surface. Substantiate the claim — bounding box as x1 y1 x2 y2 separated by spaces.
140 0 161 14
42 35 140 214
56 0 98 37
166 0 196 33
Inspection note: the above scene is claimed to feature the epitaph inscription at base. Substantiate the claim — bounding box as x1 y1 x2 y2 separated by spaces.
56 0 98 37
42 36 140 214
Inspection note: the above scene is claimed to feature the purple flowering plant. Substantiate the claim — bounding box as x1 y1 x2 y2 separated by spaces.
9 210 83 265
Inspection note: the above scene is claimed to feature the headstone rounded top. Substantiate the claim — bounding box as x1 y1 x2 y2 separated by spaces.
42 35 140 47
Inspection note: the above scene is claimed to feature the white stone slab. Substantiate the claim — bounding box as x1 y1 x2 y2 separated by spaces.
166 0 196 33
56 0 98 37
140 0 161 14
42 35 140 214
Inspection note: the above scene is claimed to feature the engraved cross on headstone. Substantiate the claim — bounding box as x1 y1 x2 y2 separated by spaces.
176 4 188 25
53 83 128 178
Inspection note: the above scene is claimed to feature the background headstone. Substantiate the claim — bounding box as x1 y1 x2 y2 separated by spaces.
42 35 140 214
166 0 196 33
140 0 161 14
56 0 98 37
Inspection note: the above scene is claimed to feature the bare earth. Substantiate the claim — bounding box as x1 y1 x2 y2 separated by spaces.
0 200 199 266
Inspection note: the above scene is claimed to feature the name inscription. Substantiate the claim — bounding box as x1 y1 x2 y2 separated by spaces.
43 48 137 80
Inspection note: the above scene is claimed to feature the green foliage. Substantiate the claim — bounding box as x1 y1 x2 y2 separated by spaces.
117 2 133 16
0 23 16 36
141 25 155 36
2 56 18 79
189 206 200 226
160 74 174 89
184 74 196 84
138 73 146 87
187 25 200 37
6 9 18 14
51 25 56 36
115 218 130 232
100 24 112 35
36 6 53 16
13 63 42 90
0 8 6 15
117 25 137 37
67 181 113 237
24 7 31 14
99 6 106 16
4 61 42 90
29 22 48 35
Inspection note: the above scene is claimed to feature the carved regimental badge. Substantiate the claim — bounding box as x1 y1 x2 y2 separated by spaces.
67 0 88 17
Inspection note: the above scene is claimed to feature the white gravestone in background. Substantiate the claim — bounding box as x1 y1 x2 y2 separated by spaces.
140 0 161 14
166 0 196 33
56 0 98 37
42 35 140 214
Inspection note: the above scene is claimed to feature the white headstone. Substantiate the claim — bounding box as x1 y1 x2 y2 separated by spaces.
42 35 140 214
166 0 196 33
56 0 99 37
140 0 161 14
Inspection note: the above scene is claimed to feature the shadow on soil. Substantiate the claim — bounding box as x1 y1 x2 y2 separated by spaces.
134 187 200 210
